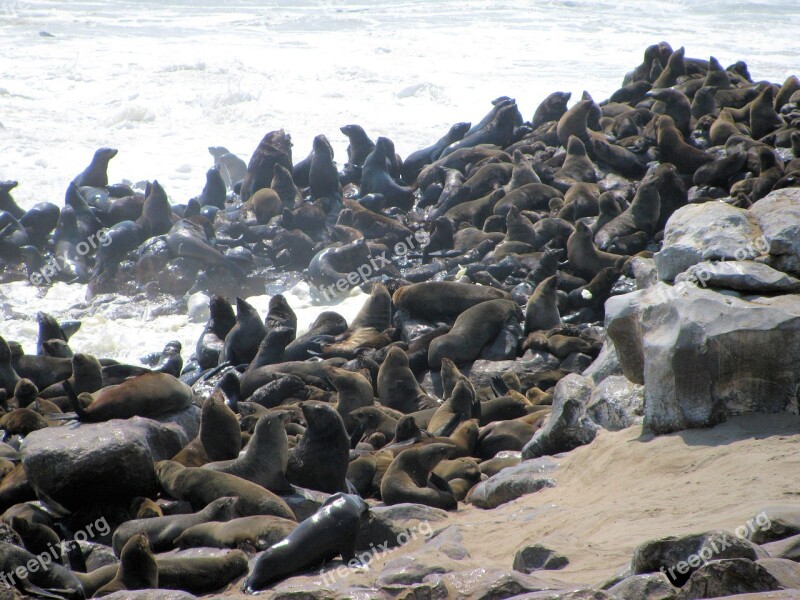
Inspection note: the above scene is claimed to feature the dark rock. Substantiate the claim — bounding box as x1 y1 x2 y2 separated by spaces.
513 544 569 572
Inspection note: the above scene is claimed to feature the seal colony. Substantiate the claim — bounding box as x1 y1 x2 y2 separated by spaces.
0 43 799 597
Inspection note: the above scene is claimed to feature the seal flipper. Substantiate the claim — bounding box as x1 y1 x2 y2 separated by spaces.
490 374 509 397
432 413 461 438
63 380 90 421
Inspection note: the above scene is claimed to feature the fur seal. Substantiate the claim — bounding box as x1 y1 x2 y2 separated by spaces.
377 347 436 414
243 492 368 593
0 541 84 598
594 177 661 250
532 91 571 128
309 134 342 201
393 281 509 321
203 411 292 493
64 372 191 422
402 122 471 183
525 275 562 333
155 460 295 520
427 379 475 437
240 129 293 202
0 337 20 395
112 496 239 555
73 147 118 188
380 443 456 509
440 101 517 157
175 514 297 551
361 137 414 210
567 221 625 280
428 299 520 369
95 532 158 596
38 352 102 399
327 366 374 431
655 115 713 174
155 550 249 596
220 297 266 366
287 402 350 494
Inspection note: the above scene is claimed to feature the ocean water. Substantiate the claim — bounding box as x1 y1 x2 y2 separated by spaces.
1 0 798 362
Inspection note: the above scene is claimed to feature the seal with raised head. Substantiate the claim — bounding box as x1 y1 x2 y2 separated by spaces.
94 532 158 597
243 492 368 593
377 347 437 414
286 402 350 494
594 177 661 250
525 275 562 334
204 411 292 493
567 221 626 280
220 297 266 366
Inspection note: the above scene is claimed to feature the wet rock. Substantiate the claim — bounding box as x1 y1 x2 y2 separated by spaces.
560 352 594 374
512 544 569 572
606 282 800 434
607 573 676 600
750 188 800 276
586 375 644 431
675 558 783 599
425 567 565 600
654 202 763 281
468 458 557 509
632 530 767 580
21 418 185 509
581 340 622 385
509 590 617 600
102 593 197 600
79 540 119 571
522 375 598 459
154 405 201 445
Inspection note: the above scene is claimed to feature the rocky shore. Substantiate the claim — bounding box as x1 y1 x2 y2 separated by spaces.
0 42 800 598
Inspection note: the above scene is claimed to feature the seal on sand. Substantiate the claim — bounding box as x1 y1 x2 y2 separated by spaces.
380 443 457 510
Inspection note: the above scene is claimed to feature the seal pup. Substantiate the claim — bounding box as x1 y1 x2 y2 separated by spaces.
243 493 368 593
380 443 457 510
287 402 350 494
203 411 292 493
377 347 437 414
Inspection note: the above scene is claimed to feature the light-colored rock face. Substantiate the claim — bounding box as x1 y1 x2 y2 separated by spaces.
675 260 800 294
654 202 764 282
605 283 800 434
586 375 644 431
468 458 558 510
750 188 800 273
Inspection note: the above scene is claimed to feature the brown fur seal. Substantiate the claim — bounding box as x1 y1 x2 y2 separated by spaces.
38 353 102 399
155 550 249 596
175 515 297 551
377 347 437 414
286 402 350 494
567 221 625 280
525 275 562 334
557 98 593 146
532 91 571 128
327 366 374 431
94 532 158 597
428 299 520 369
380 443 457 510
656 115 713 174
393 281 509 321
594 177 660 250
155 460 295 520
203 411 292 493
112 496 239 555
64 372 192 422
172 393 240 467
243 493 368 593
427 379 475 437
220 297 267 366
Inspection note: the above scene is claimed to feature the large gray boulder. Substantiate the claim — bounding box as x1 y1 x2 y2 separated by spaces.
675 559 784 599
654 202 764 281
606 283 800 434
21 417 185 509
675 260 800 294
750 188 800 276
468 458 557 509
522 375 598 458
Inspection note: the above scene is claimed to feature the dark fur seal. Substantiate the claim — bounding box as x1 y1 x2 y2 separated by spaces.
220 297 266 366
286 402 350 494
361 137 414 210
175 514 297 551
401 122 471 183
377 347 436 414
393 281 510 321
380 443 456 510
243 492 368 593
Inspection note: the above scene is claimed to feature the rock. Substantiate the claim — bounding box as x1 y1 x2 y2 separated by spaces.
522 375 598 459
607 573 676 600
509 590 618 600
560 352 594 374
78 540 119 571
581 340 622 385
155 405 201 445
756 558 800 589
425 567 563 600
586 375 644 431
101 593 197 600
464 355 563 391
631 257 659 290
513 544 569 573
654 202 763 281
632 530 768 583
746 506 800 544
762 533 800 561
468 458 557 509
21 418 185 509
675 260 800 293
356 507 438 553
675 558 783 599
369 503 450 525
425 525 471 561
280 486 330 522
750 188 800 276
376 546 470 587
606 282 800 434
